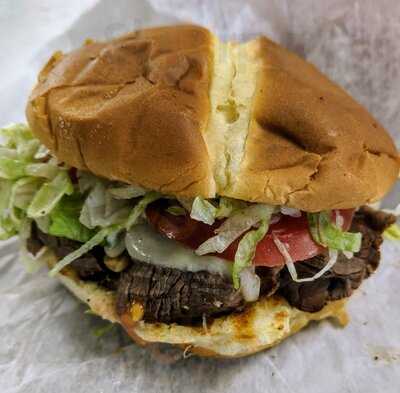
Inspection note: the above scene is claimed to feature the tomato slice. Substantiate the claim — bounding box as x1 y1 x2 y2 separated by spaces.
146 203 355 268
145 205 217 248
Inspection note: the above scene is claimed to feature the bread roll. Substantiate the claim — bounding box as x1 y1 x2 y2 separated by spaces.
26 25 399 211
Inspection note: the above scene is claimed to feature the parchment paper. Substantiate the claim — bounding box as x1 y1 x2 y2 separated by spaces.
0 1 399 392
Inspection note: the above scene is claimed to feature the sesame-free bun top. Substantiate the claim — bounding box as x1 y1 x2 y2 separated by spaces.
26 25 399 211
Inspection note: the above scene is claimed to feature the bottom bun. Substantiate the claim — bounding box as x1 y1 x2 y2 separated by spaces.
44 250 349 358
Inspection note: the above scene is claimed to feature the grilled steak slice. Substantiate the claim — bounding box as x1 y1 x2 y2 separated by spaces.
116 261 244 324
278 207 395 312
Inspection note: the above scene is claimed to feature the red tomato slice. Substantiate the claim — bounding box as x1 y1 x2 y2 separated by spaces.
146 203 355 268
145 205 217 247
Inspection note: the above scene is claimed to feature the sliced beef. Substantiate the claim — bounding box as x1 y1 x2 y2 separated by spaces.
278 207 395 312
27 206 395 322
257 266 282 297
116 261 244 324
38 230 105 280
29 223 119 288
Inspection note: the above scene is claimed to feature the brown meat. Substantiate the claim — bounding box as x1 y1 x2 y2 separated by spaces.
27 206 395 321
32 223 115 285
278 207 395 312
116 260 244 324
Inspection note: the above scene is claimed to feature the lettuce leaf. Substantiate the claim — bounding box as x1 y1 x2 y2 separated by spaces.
307 211 361 252
196 204 275 255
48 194 95 242
125 191 161 229
49 226 116 276
0 124 34 148
166 205 187 216
0 157 27 179
384 223 400 240
107 184 147 199
0 179 17 239
215 197 248 218
190 197 217 225
27 171 74 218
232 219 269 289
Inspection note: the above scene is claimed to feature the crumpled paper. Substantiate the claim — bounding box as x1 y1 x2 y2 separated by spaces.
0 0 399 392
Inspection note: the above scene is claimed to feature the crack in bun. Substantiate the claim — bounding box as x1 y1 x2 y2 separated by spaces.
26 25 399 211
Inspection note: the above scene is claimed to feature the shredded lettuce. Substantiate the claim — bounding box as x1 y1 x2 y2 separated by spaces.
79 182 131 229
0 179 20 237
384 223 400 240
280 206 301 217
215 197 248 218
11 178 41 210
0 124 34 148
125 191 161 229
48 194 95 242
0 157 27 179
49 227 115 276
0 124 75 239
232 219 270 289
196 204 275 255
107 184 147 199
273 234 339 283
77 170 98 193
34 144 50 160
17 139 41 160
0 147 18 159
239 266 261 301
307 211 361 252
189 196 247 225
27 171 74 218
8 178 43 230
25 163 59 179
166 205 187 216
190 197 217 225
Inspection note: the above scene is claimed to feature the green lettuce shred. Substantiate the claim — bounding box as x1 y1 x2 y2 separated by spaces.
48 194 95 242
27 171 74 218
190 196 217 225
166 205 187 216
307 211 362 252
49 226 116 276
125 191 161 229
232 219 269 289
384 223 400 240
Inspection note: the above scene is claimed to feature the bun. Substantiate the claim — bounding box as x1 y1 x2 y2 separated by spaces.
26 25 399 211
44 250 348 358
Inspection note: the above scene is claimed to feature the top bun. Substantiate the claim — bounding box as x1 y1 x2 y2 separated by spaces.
26 25 399 211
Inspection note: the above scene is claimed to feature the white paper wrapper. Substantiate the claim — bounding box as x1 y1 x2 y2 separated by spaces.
0 1 399 391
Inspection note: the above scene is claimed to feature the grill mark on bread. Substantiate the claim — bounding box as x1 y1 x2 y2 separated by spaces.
232 305 257 340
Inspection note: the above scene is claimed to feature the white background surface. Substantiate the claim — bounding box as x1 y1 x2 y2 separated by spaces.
0 1 399 392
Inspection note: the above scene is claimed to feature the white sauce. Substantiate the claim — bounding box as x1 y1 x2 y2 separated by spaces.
125 224 232 277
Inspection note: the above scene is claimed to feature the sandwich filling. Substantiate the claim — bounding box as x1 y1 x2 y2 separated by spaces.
1 124 398 325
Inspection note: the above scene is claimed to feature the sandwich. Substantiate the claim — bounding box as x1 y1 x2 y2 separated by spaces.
1 25 399 358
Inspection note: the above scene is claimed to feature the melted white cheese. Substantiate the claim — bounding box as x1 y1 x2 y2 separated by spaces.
125 224 232 277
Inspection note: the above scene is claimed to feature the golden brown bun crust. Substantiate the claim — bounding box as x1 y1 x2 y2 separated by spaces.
44 251 348 358
26 25 399 211
26 25 216 197
228 38 399 210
